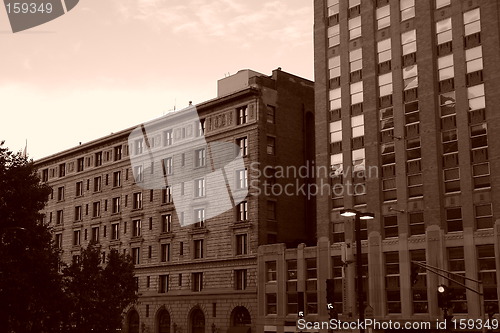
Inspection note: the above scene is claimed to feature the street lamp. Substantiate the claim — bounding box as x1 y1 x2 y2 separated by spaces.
340 209 374 333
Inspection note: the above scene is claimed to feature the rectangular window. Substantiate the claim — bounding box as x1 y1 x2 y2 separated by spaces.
95 152 102 167
438 54 454 83
236 169 248 189
93 176 101 192
378 39 391 66
331 257 344 314
446 207 462 232
466 46 483 74
55 233 62 249
132 247 140 265
384 215 398 238
436 18 452 45
164 129 173 146
59 163 66 177
194 239 204 259
379 73 393 97
133 219 141 237
475 204 493 229
133 192 142 210
350 81 363 105
400 0 415 21
77 157 84 172
348 16 361 40
376 5 390 30
92 202 100 218
73 230 81 246
448 247 467 313
349 48 362 74
111 223 119 240
411 250 428 313
266 261 277 282
403 65 418 90
133 165 143 183
235 234 247 255
286 260 298 314
236 137 248 157
266 294 277 315
194 178 205 197
409 212 424 235
192 272 203 291
91 226 99 243
112 197 120 214
477 245 499 313
135 139 143 155
42 169 49 182
114 145 122 161
161 214 172 233
195 148 206 167
56 186 64 201
306 258 318 314
161 243 171 262
267 136 275 155
266 105 275 124
194 208 205 228
267 201 276 220
162 158 173 175
464 8 481 37
329 55 341 81
74 206 82 221
162 186 172 204
436 0 450 9
237 201 248 222
113 171 121 187
385 252 401 313
159 275 169 293
235 269 247 290
402 30 417 56
328 24 340 47
237 106 248 125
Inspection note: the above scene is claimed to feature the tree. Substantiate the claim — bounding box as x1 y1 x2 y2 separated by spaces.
0 141 65 333
63 244 138 332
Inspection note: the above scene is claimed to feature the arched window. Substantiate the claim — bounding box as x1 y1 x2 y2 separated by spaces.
231 306 251 326
190 308 205 333
157 308 170 333
128 310 140 333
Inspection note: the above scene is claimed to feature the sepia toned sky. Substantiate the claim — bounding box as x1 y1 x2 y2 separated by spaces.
0 0 313 160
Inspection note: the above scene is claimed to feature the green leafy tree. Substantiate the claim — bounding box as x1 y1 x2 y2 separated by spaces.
63 244 138 332
0 141 66 333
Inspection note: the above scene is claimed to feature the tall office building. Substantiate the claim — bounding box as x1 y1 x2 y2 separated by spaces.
35 69 314 333
257 0 499 332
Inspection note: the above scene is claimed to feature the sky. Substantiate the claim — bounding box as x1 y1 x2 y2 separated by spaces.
0 0 313 160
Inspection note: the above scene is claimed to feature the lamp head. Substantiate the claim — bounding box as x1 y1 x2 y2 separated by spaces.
359 212 375 220
340 209 357 217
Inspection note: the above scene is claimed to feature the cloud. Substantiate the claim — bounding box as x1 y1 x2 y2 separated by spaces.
113 0 311 46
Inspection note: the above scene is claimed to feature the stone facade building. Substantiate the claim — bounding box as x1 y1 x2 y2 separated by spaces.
35 68 314 333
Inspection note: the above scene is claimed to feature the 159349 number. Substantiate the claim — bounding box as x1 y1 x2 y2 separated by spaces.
452 318 499 330
5 2 53 14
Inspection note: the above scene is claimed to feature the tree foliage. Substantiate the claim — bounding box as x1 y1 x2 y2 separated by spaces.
0 141 64 333
63 244 138 333
0 142 138 332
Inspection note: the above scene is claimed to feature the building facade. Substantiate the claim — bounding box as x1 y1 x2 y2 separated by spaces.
36 69 314 333
258 0 500 332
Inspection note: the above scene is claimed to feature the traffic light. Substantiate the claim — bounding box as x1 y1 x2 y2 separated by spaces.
437 284 451 309
410 262 420 286
326 279 335 304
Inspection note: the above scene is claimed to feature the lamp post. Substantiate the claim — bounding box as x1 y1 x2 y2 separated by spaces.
340 209 374 333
